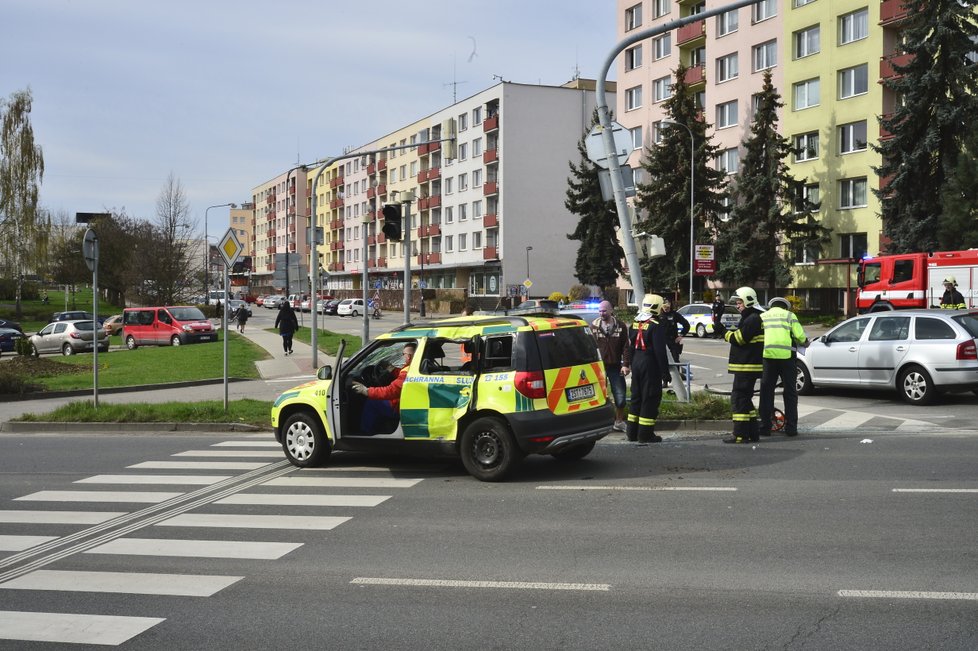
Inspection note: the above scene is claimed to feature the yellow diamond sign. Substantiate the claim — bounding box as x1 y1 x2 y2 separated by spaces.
218 228 243 269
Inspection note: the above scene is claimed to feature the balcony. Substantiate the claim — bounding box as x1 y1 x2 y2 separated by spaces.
368 258 376 268
484 213 499 228
419 197 430 210
267 229 276 238
330 218 342 230
375 183 386 196
880 0 909 25
418 169 429 183
378 159 387 171
377 257 386 267
368 235 377 245
376 231 386 244
483 114 499 131
483 246 498 260
676 19 705 47
428 223 441 237
367 186 377 199
330 198 345 210
484 181 498 196
330 176 343 188
266 246 275 254
880 52 913 81
483 149 498 164
367 163 376 175
419 253 442 265
328 262 344 272
684 64 706 86
879 113 895 141
419 142 430 155
330 241 344 251
427 167 440 180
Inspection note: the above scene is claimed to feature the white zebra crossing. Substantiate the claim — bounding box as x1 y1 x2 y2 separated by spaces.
0 569 242 597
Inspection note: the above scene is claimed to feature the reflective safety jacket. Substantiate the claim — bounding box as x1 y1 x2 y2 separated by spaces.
760 306 808 360
724 307 763 374
940 289 966 310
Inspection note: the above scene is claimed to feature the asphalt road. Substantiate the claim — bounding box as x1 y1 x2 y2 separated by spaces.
1 429 976 649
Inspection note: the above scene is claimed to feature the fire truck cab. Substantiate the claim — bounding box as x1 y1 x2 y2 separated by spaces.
857 250 978 312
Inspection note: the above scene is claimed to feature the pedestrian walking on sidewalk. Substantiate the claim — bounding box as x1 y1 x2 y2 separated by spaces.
236 306 250 333
275 301 299 355
589 300 632 433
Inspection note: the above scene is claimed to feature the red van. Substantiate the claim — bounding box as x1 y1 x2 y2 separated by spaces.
122 306 217 349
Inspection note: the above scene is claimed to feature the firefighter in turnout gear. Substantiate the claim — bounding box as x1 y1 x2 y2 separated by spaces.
940 276 966 309
723 287 765 444
627 293 671 444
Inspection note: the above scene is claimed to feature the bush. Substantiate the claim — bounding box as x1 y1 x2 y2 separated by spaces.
567 285 589 301
548 291 567 304
14 337 33 356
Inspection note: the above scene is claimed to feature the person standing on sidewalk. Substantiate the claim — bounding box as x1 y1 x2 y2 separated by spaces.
274 301 299 356
626 294 670 444
723 287 764 444
659 299 690 364
758 297 809 437
589 300 632 433
711 293 726 339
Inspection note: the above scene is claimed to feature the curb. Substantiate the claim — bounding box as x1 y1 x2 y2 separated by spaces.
0 377 251 403
0 421 270 433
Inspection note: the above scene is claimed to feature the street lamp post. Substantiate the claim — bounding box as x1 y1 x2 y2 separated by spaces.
662 120 695 304
204 203 236 296
525 246 533 297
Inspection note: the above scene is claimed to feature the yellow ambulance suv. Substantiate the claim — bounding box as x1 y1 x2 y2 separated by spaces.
271 313 613 481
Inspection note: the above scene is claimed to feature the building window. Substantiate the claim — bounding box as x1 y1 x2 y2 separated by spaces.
794 0 817 6
445 206 454 224
716 53 739 82
654 34 671 60
472 137 482 156
840 232 868 258
626 85 643 110
717 10 739 36
653 0 670 19
795 182 820 212
445 235 454 253
472 169 483 187
793 241 820 264
458 173 468 191
752 0 777 22
653 76 672 101
839 8 869 45
839 64 868 99
458 113 468 131
794 132 819 161
794 25 820 58
716 100 738 129
717 148 739 174
839 178 868 209
473 200 483 218
625 3 642 30
652 121 665 144
459 233 467 251
753 40 777 71
444 177 453 195
472 106 482 125
458 142 468 160
473 231 482 249
838 121 868 154
625 44 643 70
793 77 820 109
459 203 468 221
630 125 643 150
690 46 707 67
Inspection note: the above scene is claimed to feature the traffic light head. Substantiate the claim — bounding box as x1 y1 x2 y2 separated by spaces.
382 204 402 241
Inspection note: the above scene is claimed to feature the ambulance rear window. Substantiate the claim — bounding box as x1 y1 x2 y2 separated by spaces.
534 326 599 368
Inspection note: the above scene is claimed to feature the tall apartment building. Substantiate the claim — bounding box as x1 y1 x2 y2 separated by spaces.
616 0 897 311
251 168 311 294
308 79 615 304
230 203 254 256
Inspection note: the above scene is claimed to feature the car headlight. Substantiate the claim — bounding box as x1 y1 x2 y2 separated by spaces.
183 325 193 332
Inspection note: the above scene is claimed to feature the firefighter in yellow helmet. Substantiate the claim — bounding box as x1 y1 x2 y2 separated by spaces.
723 287 765 444
940 276 966 309
626 293 671 444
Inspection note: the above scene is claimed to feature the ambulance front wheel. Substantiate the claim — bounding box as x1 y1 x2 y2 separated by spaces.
459 417 523 482
282 411 331 468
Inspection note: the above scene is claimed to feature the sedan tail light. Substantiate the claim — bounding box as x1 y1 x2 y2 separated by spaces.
69 331 82 339
956 340 977 360
514 370 547 399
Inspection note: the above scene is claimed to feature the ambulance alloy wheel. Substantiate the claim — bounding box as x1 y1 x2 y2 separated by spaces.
459 416 523 482
282 411 331 468
551 441 596 461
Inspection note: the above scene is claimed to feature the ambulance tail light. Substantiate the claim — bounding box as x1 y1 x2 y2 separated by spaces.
956 340 977 360
515 370 547 399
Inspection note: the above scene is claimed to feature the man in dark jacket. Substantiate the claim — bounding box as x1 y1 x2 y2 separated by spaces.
274 302 299 355
711 293 726 339
590 300 632 432
659 298 690 364
723 287 764 444
940 276 966 309
627 294 671 444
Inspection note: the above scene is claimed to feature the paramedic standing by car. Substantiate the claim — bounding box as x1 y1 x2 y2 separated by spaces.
723 287 765 444
758 297 809 437
590 300 632 432
627 294 670 444
940 276 966 309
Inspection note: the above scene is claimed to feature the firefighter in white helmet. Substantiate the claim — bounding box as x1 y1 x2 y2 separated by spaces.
723 287 765 444
940 276 966 309
626 293 671 444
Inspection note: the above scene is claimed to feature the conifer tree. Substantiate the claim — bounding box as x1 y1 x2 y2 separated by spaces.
717 70 826 291
875 0 978 253
565 111 625 289
940 130 978 249
634 62 727 301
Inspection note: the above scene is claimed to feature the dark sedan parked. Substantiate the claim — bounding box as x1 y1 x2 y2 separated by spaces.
322 298 342 315
0 318 23 333
0 328 24 352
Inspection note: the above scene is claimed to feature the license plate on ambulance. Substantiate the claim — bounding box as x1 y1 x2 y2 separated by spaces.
565 384 595 402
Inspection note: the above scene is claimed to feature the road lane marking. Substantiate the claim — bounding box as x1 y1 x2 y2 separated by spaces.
302 465 450 473
892 488 978 493
265 477 423 488
75 474 231 485
0 511 126 524
351 577 611 591
156 513 351 530
0 569 242 597
0 536 57 552
839 590 978 600
15 491 182 503
0 610 164 645
85 537 302 560
127 461 269 470
215 493 390 507
172 450 283 458
211 440 281 447
536 486 737 492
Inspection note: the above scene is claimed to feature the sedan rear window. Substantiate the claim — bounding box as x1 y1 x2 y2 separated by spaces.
952 314 978 338
74 321 96 331
914 317 955 340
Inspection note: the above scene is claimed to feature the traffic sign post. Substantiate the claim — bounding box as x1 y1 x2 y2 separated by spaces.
82 228 100 408
218 228 242 412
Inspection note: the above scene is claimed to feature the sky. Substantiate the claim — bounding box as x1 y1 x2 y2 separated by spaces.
2 0 618 236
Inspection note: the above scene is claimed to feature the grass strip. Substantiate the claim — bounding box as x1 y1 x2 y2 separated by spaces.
15 398 274 427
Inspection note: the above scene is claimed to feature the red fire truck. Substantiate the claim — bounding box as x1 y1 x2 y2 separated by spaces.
857 249 978 312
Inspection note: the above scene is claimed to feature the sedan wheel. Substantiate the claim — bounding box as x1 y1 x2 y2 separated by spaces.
796 362 814 395
898 365 936 405
351 310 359 318
696 323 707 338
62 343 75 356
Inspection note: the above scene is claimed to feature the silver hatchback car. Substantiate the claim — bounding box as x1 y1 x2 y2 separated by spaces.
29 320 111 356
796 310 978 405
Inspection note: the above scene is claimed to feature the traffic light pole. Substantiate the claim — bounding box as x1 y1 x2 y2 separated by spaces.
594 0 755 302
